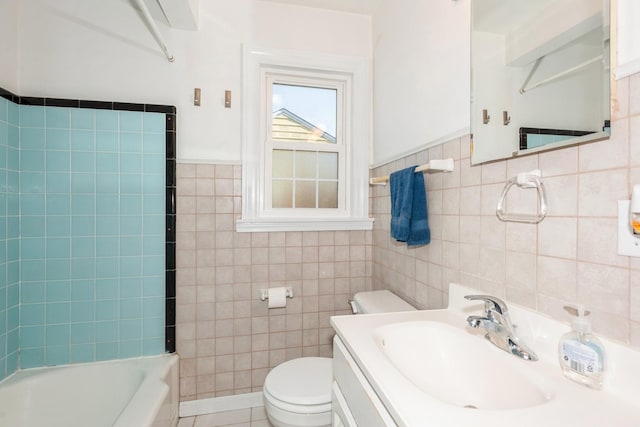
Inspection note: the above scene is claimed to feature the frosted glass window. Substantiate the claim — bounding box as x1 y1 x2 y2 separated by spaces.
318 182 338 208
295 181 316 208
318 152 337 180
273 150 293 178
272 181 293 208
295 151 316 179
271 150 339 209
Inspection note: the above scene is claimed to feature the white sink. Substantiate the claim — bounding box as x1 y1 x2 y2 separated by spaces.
373 321 554 410
332 284 640 426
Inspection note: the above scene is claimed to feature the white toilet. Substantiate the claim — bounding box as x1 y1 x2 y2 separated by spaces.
262 290 416 427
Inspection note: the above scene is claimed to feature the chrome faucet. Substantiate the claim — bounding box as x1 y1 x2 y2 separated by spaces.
465 295 538 361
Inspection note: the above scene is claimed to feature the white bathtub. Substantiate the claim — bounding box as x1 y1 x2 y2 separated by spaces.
0 354 179 427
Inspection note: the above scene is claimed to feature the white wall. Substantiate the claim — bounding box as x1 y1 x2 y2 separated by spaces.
0 0 20 92
616 0 640 78
10 0 371 162
371 0 470 166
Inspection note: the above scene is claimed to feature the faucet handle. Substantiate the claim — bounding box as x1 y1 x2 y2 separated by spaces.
464 294 508 315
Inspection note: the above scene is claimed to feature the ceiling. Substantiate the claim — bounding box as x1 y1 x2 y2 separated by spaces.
259 0 380 15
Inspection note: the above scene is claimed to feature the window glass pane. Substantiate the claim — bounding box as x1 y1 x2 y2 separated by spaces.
272 180 293 208
318 182 338 208
295 151 316 179
295 181 316 208
273 150 293 178
318 152 338 180
272 84 337 144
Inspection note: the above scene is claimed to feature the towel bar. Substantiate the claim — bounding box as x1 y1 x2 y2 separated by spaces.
496 169 547 223
370 158 454 186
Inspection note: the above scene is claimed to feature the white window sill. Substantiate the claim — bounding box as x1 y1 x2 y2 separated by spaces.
236 217 374 233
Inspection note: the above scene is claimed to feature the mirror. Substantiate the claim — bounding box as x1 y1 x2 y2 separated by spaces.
471 0 611 165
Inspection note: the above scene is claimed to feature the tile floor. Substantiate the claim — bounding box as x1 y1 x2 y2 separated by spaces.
178 407 271 427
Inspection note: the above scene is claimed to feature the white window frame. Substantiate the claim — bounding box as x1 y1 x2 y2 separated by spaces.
237 45 373 232
264 72 346 214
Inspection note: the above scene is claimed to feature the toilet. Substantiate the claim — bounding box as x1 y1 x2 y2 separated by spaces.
262 290 416 427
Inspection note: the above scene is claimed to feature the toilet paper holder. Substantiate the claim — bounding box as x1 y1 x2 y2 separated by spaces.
259 287 294 301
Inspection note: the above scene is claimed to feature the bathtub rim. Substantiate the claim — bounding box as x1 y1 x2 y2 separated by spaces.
0 353 179 427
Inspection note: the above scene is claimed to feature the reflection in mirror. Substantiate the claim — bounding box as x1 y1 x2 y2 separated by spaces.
471 0 611 165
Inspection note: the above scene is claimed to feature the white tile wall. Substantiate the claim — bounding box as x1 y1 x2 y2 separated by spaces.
176 165 372 400
176 72 640 403
371 73 640 350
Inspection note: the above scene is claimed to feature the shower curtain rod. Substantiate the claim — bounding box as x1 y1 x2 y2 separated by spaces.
519 54 602 94
132 0 175 62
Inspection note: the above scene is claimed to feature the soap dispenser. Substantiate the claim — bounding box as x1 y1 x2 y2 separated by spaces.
558 305 605 389
630 184 640 234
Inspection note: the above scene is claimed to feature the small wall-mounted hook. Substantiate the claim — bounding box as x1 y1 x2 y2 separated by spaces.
194 88 201 106
224 90 232 108
503 110 511 126
483 109 490 124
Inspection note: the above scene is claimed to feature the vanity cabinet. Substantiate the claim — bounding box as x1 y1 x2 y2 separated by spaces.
331 383 356 427
332 337 397 427
330 283 640 427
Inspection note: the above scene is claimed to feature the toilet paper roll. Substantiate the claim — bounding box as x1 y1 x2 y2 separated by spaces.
267 287 288 309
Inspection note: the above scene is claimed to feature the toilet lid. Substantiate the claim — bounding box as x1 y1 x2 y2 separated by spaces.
264 357 332 406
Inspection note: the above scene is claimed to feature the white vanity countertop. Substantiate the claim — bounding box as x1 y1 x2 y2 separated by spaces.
330 283 640 427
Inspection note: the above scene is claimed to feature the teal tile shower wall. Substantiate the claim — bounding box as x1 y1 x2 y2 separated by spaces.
0 97 20 379
0 99 166 376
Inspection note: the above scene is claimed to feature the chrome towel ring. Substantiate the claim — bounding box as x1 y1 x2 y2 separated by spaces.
496 169 547 224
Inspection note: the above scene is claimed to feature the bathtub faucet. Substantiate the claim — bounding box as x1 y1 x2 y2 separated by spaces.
464 294 538 361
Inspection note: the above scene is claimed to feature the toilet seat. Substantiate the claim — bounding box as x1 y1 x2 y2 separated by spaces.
263 357 332 412
264 387 332 414
263 291 415 427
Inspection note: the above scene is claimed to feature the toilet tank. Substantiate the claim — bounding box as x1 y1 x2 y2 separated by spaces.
352 290 416 314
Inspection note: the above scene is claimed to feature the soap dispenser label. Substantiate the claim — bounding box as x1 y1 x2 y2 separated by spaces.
561 341 601 375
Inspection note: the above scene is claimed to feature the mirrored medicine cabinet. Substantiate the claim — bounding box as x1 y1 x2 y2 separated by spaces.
470 0 611 165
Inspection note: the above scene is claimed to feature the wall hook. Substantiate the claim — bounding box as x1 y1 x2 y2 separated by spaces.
503 111 511 126
483 109 490 124
225 90 232 108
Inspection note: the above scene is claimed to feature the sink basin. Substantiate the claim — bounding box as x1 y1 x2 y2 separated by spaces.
373 321 554 410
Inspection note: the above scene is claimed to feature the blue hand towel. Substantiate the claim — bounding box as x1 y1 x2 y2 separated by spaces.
390 165 430 247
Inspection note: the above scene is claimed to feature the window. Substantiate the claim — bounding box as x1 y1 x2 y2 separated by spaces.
268 77 342 211
238 46 373 232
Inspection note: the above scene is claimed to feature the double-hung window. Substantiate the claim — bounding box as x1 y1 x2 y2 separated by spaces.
238 47 373 232
268 74 344 211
